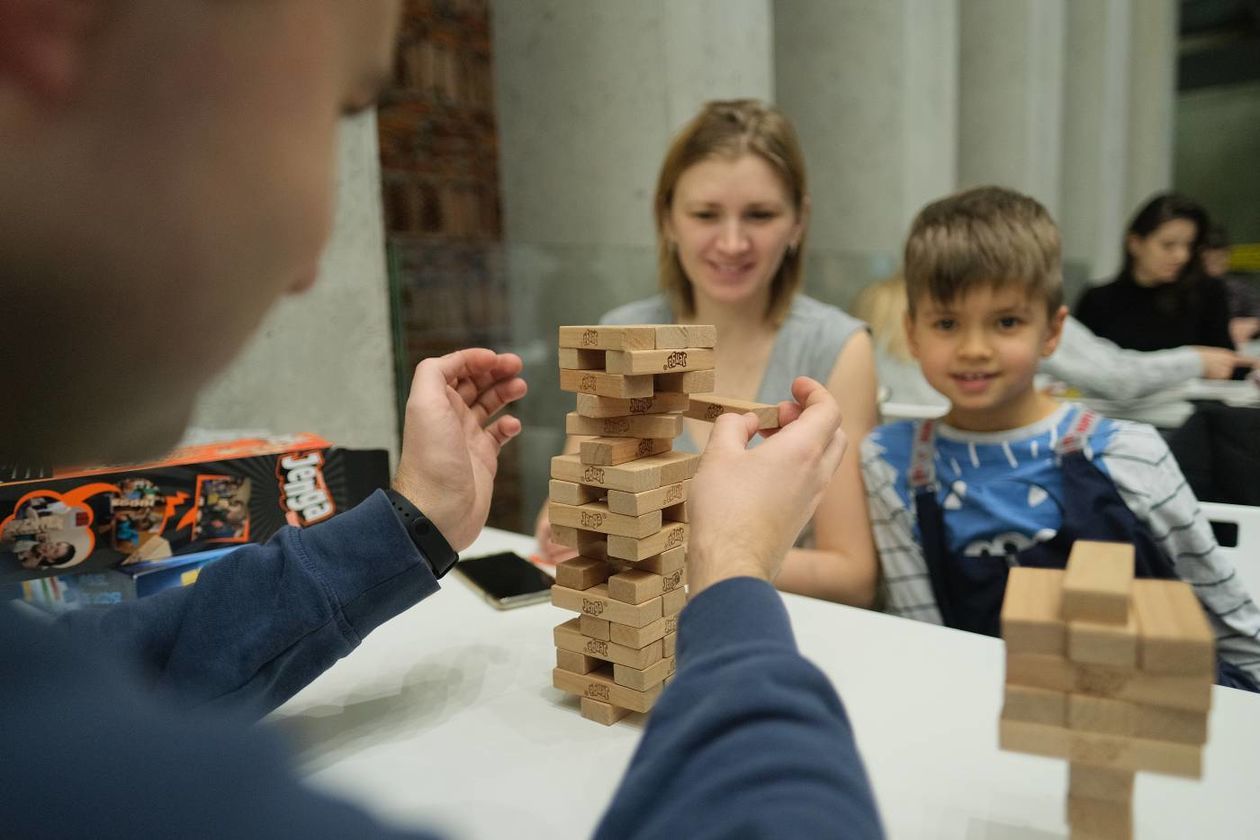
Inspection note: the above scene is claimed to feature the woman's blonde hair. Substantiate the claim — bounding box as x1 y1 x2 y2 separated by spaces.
654 99 807 325
852 273 913 362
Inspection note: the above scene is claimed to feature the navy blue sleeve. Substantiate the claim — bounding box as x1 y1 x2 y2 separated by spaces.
0 602 440 840
58 490 441 716
595 577 885 839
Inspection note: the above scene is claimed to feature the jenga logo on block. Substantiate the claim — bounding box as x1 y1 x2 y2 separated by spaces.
580 374 597 391
665 616 678 633
581 329 598 347
664 484 683 504
636 440 655 456
583 466 606 484
663 569 684 591
582 599 605 616
664 351 688 370
704 404 723 420
665 526 684 548
667 659 676 676
1074 737 1123 765
628 398 653 414
1077 666 1129 696
580 511 605 528
604 418 630 434
585 640 608 657
586 684 611 701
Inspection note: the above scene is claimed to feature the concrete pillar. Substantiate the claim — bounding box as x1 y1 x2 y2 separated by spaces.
775 0 959 295
1125 0 1177 215
958 0 1066 216
191 113 399 461
491 0 775 520
1060 0 1132 287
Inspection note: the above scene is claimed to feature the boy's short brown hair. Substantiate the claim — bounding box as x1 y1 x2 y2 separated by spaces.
903 186 1063 317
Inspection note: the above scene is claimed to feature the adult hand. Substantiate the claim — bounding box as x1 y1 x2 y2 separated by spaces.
1229 317 1260 350
686 377 846 596
1193 346 1256 379
393 349 527 552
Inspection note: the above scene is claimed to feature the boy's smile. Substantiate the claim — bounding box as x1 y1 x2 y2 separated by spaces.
906 285 1067 432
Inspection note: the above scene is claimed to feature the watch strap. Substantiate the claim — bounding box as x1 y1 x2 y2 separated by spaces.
384 488 459 579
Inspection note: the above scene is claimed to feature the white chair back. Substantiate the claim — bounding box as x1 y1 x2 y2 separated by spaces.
1201 501 1260 603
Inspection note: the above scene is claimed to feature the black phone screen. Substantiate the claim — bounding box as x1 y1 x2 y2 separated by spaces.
455 552 554 601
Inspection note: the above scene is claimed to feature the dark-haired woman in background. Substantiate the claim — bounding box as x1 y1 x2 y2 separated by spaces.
1075 193 1232 352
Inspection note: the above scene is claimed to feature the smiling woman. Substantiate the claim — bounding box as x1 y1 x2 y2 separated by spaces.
533 99 882 608
1074 192 1234 352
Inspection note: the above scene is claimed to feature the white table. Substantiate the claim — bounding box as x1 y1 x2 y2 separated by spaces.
274 528 1260 839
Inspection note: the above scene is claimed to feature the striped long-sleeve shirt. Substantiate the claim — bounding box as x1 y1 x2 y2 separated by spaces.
860 403 1260 684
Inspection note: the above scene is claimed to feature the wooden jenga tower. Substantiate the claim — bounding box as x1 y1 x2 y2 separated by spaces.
1000 541 1215 839
547 324 720 725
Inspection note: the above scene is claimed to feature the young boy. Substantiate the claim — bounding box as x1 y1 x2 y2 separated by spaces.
860 186 1260 688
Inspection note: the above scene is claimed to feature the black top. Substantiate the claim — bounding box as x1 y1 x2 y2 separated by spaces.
1075 272 1233 351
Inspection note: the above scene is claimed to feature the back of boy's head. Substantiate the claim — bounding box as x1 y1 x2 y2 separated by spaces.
903 186 1063 317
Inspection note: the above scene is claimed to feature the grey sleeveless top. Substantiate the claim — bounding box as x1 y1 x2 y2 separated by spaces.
600 294 867 453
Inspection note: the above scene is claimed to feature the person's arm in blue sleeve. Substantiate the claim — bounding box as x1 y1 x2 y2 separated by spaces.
595 377 885 839
58 490 439 716
596 578 882 839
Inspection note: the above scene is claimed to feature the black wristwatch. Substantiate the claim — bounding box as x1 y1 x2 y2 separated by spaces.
384 488 459 579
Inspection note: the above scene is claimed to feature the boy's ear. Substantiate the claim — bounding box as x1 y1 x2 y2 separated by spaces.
1041 304 1069 358
0 0 102 105
903 309 921 360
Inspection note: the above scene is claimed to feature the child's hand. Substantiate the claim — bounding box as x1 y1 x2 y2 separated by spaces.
1192 346 1254 380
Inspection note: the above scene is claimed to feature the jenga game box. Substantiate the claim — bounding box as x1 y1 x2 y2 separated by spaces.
0 434 389 585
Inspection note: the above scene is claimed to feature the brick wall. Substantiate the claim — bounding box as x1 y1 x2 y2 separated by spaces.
379 0 522 532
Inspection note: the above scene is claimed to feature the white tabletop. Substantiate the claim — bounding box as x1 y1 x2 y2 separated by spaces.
274 528 1260 839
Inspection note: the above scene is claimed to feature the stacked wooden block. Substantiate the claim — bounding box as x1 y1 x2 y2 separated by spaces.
549 324 715 725
999 541 1215 839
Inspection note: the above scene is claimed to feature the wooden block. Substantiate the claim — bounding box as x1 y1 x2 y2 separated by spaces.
1001 567 1066 656
1069 607 1138 668
552 664 663 713
998 718 1202 777
608 568 685 604
555 556 614 591
548 524 607 557
653 324 717 349
548 479 604 506
1062 541 1134 624
1002 685 1067 726
557 347 606 370
614 656 676 691
655 369 716 394
1136 703 1209 745
1006 652 1212 712
554 618 664 669
581 697 631 726
549 501 662 540
579 436 673 466
575 392 690 418
662 585 687 616
580 614 611 640
685 393 780 429
552 451 699 493
663 632 677 658
1067 795 1132 839
551 583 663 627
1132 579 1215 675
608 523 688 562
610 613 678 649
559 368 654 399
565 411 683 439
559 325 657 351
556 648 599 674
626 545 686 576
606 480 688 516
605 348 716 375
1069 694 1136 736
1069 763 1134 804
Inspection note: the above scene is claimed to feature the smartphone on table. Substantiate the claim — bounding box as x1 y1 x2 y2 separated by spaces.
454 551 554 609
